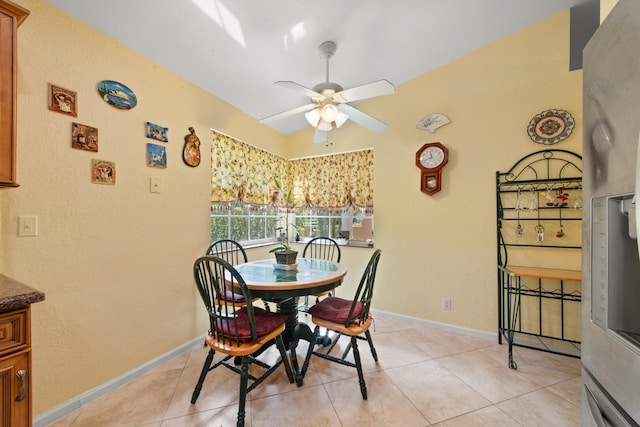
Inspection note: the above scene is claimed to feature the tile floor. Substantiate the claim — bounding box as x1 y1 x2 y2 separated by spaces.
48 312 582 426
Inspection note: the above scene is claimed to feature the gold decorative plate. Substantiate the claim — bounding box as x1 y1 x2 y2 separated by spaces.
527 109 575 144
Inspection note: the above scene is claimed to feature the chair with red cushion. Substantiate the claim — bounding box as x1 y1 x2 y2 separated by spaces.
190 255 294 427
301 249 381 400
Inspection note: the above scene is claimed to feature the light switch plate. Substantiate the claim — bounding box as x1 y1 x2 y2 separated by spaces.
150 177 162 193
18 216 38 237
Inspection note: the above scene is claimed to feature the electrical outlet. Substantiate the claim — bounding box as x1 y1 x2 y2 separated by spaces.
442 297 451 311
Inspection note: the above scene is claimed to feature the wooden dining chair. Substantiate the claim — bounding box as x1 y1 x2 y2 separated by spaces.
206 239 248 265
206 239 261 308
299 237 342 312
301 249 381 400
191 255 294 427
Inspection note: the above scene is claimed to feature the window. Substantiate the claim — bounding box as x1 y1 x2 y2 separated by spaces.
210 130 374 245
210 204 278 244
294 207 374 242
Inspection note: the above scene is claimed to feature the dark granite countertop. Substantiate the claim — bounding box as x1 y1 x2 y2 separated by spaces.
0 274 45 312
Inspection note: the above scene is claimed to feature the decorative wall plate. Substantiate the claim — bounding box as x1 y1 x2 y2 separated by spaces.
97 80 137 110
527 109 574 144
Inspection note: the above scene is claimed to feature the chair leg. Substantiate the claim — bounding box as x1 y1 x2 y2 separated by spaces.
300 325 319 379
351 337 367 400
276 334 295 384
364 329 379 362
191 348 215 404
237 356 249 427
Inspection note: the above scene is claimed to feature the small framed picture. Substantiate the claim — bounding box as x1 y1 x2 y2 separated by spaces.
145 121 168 142
72 122 98 152
91 159 116 185
48 83 77 117
147 143 167 168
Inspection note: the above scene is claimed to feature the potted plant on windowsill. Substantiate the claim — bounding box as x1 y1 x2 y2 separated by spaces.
269 178 300 267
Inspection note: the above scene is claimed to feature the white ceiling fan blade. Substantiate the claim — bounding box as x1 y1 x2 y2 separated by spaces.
338 104 387 133
275 81 323 99
314 128 328 144
333 79 395 103
259 103 317 124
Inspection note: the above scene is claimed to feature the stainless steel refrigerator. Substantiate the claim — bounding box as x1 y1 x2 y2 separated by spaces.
582 0 640 425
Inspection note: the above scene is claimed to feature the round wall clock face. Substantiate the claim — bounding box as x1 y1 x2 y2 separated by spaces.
419 146 445 169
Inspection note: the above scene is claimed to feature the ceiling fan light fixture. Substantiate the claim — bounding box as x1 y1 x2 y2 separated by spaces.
317 119 333 131
321 103 339 122
304 108 322 127
335 111 349 128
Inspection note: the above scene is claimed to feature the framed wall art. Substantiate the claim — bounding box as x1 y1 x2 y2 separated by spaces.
72 122 98 152
145 121 168 142
147 143 167 169
91 159 116 185
48 83 77 117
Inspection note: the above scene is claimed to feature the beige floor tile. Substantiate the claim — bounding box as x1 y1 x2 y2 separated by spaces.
385 359 491 424
164 363 242 420
431 405 521 426
399 325 494 359
547 376 582 407
482 344 581 386
324 371 429 426
438 348 543 403
58 369 182 426
250 385 341 427
161 404 248 427
497 388 581 427
47 411 80 427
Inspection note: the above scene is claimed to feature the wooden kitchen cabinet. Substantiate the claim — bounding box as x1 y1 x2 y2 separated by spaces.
0 0 29 187
0 275 45 427
0 308 30 426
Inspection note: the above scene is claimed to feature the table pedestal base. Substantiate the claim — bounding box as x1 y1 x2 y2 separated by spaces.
277 297 323 386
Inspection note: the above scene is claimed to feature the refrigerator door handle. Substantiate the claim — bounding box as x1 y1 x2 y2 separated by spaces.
585 384 608 427
636 130 640 250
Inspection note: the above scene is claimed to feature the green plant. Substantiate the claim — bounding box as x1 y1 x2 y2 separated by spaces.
268 178 301 253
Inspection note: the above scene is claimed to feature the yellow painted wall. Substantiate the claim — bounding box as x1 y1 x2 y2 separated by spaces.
1 0 288 415
0 0 583 418
288 10 583 331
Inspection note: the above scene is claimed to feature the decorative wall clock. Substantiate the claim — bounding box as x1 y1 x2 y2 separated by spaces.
527 109 574 145
415 142 449 195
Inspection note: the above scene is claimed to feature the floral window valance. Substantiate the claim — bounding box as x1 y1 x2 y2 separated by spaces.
210 130 373 209
211 131 287 205
288 150 374 209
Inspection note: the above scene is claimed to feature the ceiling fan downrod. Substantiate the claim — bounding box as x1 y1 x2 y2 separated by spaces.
313 41 342 94
318 41 336 83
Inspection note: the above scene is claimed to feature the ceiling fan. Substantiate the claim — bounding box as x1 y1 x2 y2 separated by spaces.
259 41 395 143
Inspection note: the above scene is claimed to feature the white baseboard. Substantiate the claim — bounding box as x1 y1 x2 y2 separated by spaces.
372 309 497 342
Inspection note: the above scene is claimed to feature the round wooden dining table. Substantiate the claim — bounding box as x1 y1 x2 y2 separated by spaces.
233 258 347 385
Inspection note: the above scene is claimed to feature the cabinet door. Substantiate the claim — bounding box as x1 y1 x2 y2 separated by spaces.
0 0 29 187
0 351 30 427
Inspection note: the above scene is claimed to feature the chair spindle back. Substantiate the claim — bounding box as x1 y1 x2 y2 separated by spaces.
302 237 341 262
193 255 258 345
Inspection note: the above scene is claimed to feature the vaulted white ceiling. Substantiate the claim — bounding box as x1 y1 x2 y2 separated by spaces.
45 0 592 135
